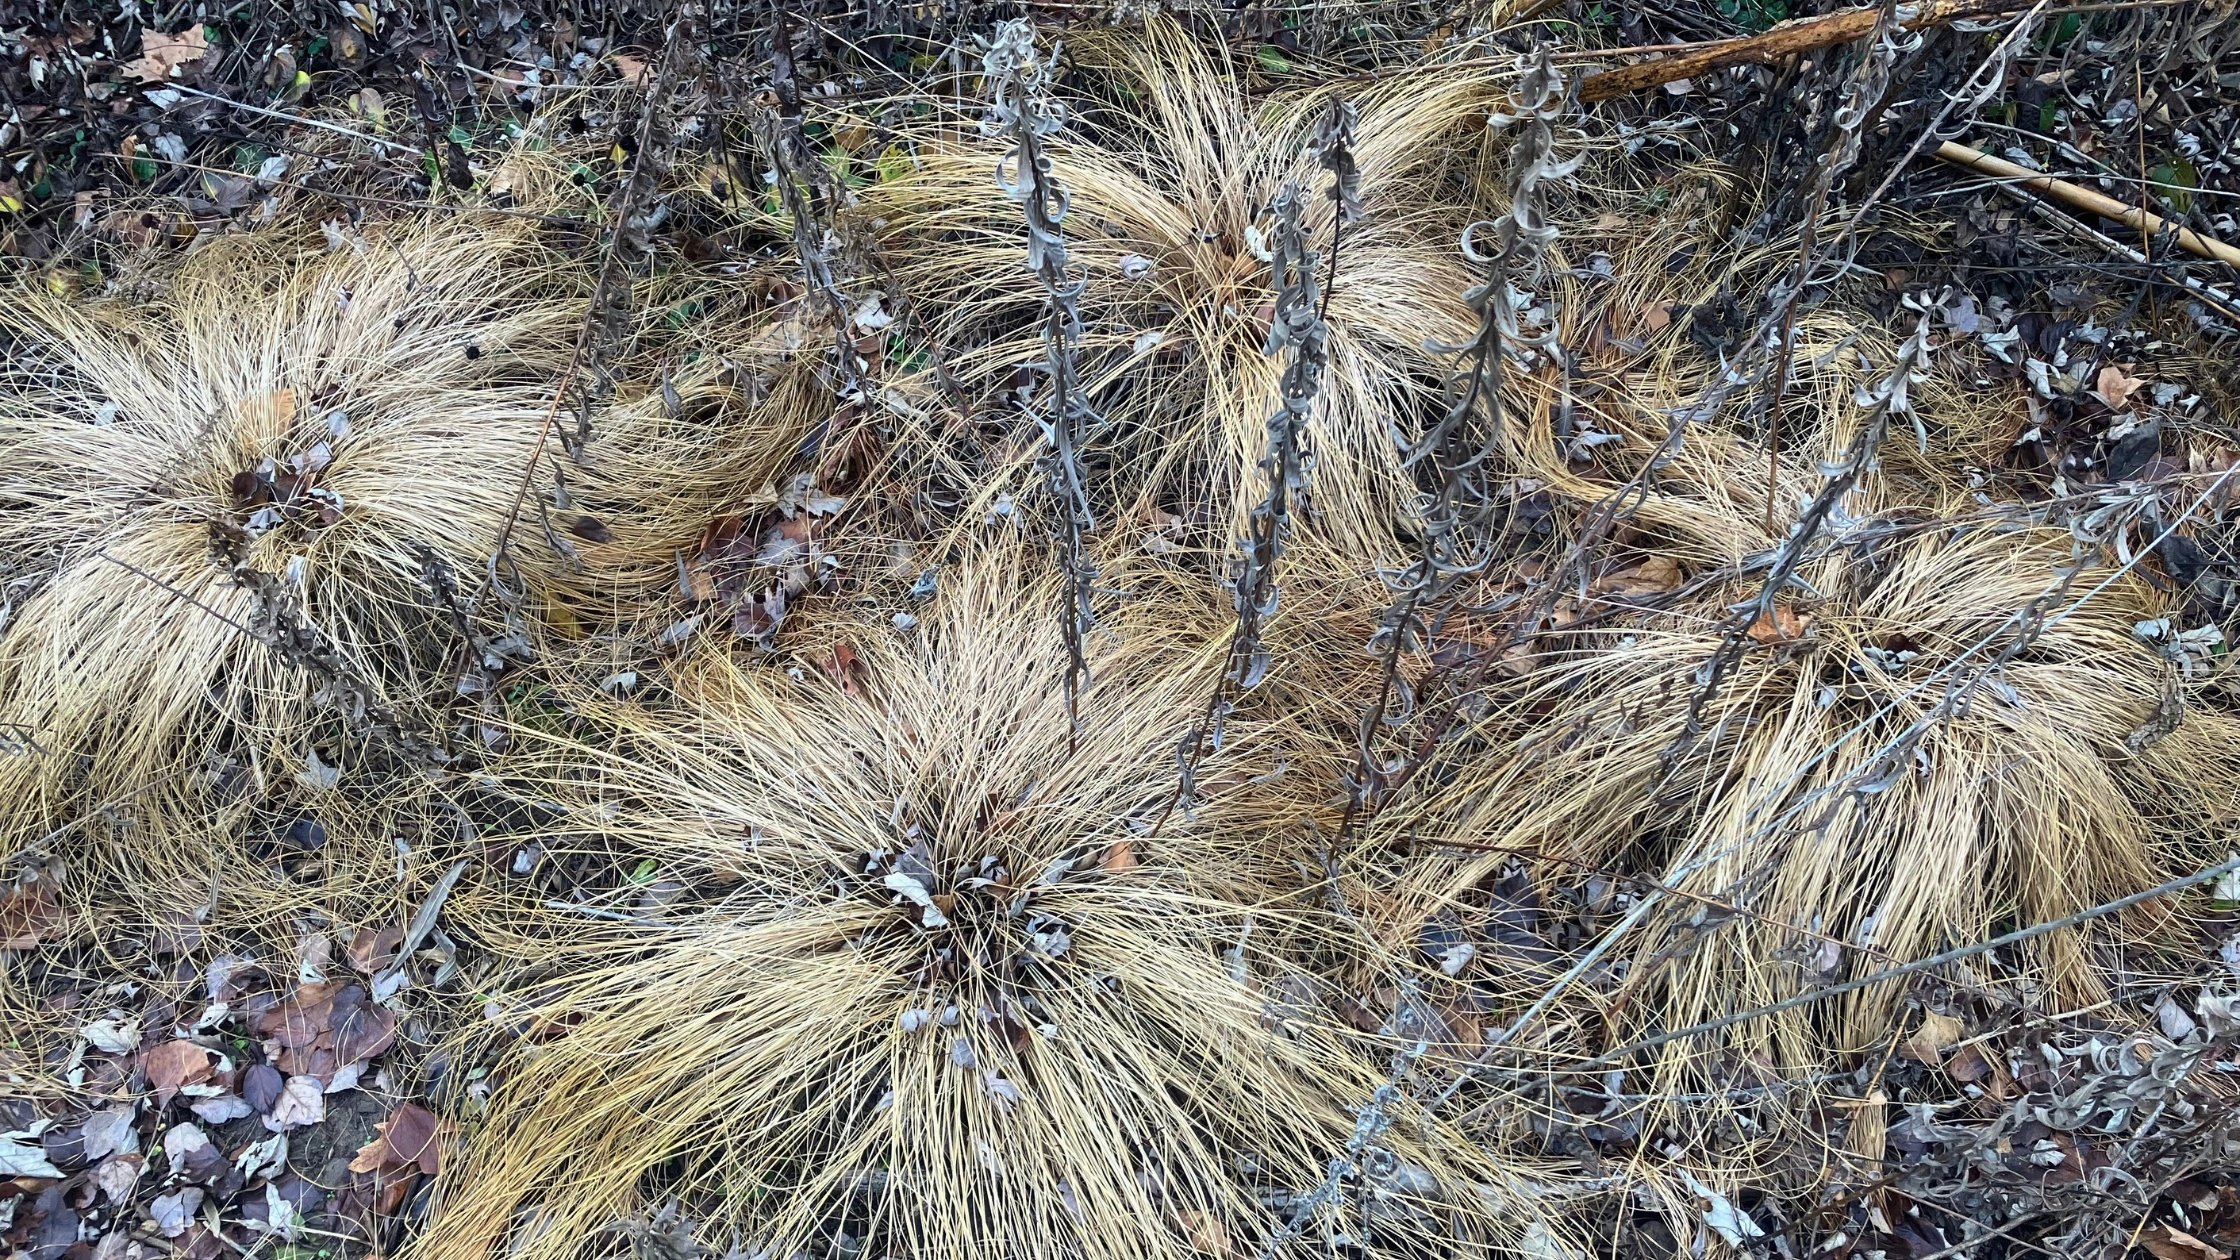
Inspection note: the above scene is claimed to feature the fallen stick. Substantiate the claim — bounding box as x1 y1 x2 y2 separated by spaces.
1570 0 2240 270
1578 0 2023 101
1993 168 2240 324
1932 140 2240 267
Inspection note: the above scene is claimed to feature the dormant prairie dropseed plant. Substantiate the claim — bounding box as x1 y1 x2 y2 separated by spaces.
869 17 1510 556
1367 506 2240 1075
0 221 807 859
424 545 1554 1260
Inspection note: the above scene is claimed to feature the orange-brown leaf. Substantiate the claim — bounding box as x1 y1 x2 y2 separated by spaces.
1594 555 1685 602
347 924 405 975
0 880 62 950
125 28 210 82
1746 605 1809 644
2095 364 2149 411
142 1039 215 1107
348 1102 445 1178
238 388 299 441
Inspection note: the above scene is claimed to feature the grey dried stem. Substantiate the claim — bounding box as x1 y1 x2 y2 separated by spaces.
1678 317 1933 746
1895 986 2240 1255
983 20 1099 744
1314 100 1362 322
1259 1077 1413 1259
415 545 534 733
759 12 870 420
1642 13 1910 754
1261 978 1442 1259
1264 75 1585 1252
1344 47 1575 831
1810 464 2197 801
1759 8 1915 524
204 525 452 769
1164 106 1354 820
493 4 701 572
1574 851 2240 1071
562 4 703 464
1405 8 1916 759
1166 181 1330 821
1411 24 1978 1037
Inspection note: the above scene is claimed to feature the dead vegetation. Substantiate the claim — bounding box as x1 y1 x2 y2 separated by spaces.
429 545 1562 1260
4 4 2240 1260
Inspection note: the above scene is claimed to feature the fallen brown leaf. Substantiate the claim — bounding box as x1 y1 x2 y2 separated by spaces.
1944 1043 1990 1083
347 1102 445 1178
1904 1010 1964 1064
823 641 868 698
373 1173 414 1214
141 1040 215 1107
1176 1208 1232 1258
242 1063 283 1115
238 387 298 442
1746 605 1810 644
328 986 397 1066
680 554 719 602
0 880 62 949
2095 364 2150 412
1594 554 1685 602
252 980 393 1078
2142 1224 2230 1260
125 28 210 82
256 981 340 1055
267 1075 325 1129
93 1154 144 1204
346 924 404 975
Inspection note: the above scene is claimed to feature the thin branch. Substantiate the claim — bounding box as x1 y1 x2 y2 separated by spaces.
1341 46 1577 835
1576 0 2037 101
164 84 420 155
1934 141 2240 267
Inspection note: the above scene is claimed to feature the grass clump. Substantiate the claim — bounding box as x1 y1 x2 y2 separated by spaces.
0 220 807 866
423 544 1559 1260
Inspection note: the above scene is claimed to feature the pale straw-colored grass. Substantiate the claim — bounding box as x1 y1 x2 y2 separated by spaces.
421 542 1565 1260
865 18 1511 560
0 218 809 868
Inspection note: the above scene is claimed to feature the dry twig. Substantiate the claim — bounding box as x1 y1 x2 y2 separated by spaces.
1934 140 2240 267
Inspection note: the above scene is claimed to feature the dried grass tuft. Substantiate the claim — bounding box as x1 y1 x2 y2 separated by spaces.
867 19 1509 557
423 544 1553 1260
1365 520 2240 1074
0 218 808 865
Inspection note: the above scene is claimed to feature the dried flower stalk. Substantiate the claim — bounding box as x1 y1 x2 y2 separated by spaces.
1345 48 1577 830
983 19 1099 744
